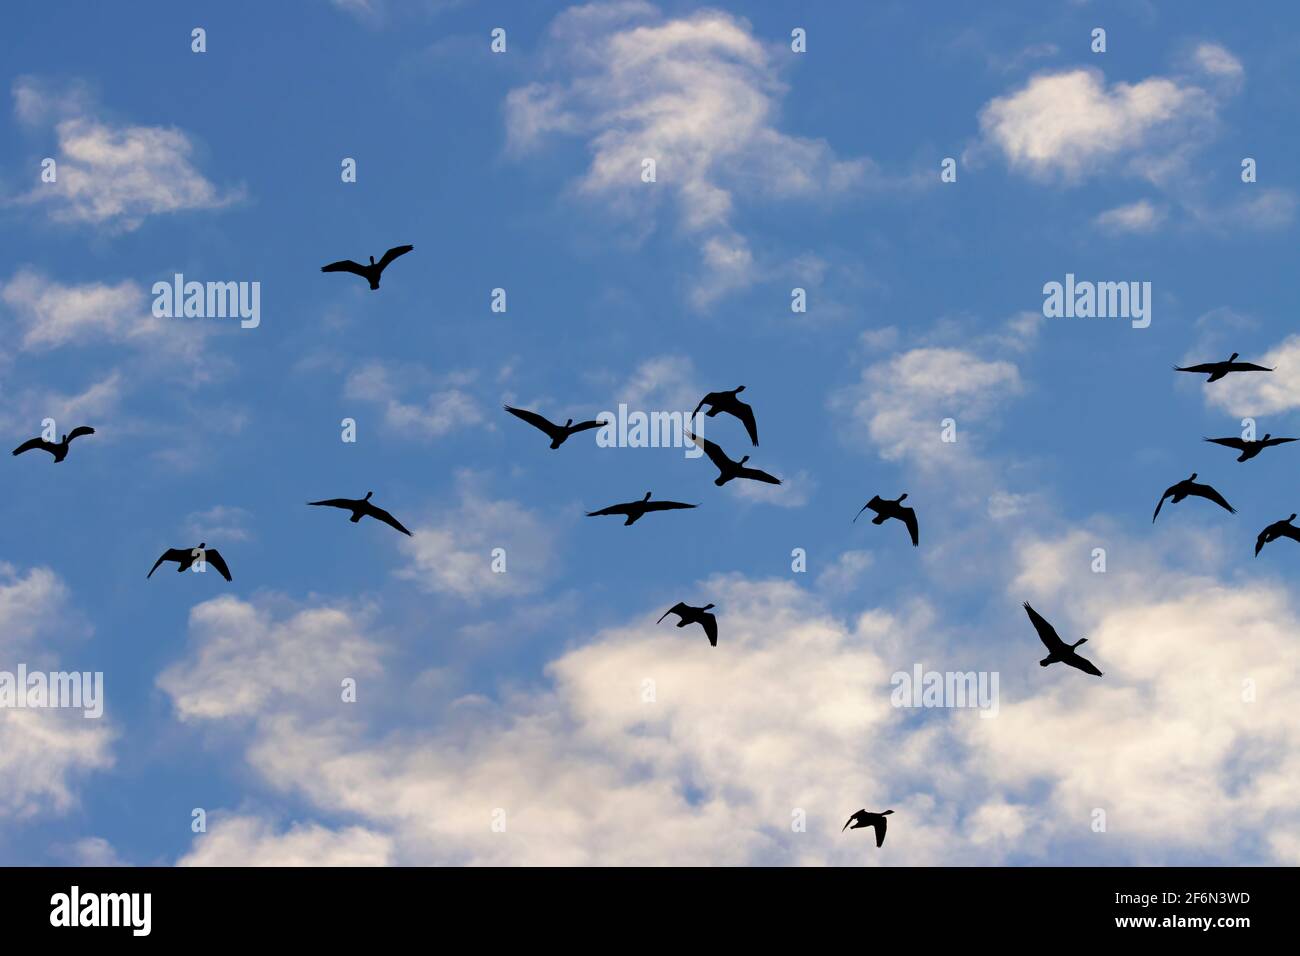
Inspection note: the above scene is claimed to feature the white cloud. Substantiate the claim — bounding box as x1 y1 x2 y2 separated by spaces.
180 815 394 866
505 3 870 305
977 67 1214 182
344 361 484 439
183 506 255 544
1192 43 1244 80
396 477 558 602
11 78 238 231
1093 199 1165 233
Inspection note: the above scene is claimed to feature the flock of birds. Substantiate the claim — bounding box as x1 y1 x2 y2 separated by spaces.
9 238 1290 852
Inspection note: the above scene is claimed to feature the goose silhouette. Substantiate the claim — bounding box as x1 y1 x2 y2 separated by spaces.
1175 352 1273 382
657 602 718 646
504 405 603 449
686 431 780 486
1022 602 1102 677
147 543 232 581
585 492 697 526
1255 514 1300 556
12 425 94 462
855 493 919 546
1152 473 1235 522
842 809 893 847
320 244 413 290
1204 433 1297 462
308 491 413 535
692 386 759 445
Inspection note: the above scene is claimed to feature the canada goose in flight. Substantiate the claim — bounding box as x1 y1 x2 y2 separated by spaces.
854 493 919 546
842 809 893 847
686 431 780 487
12 425 94 462
585 492 697 526
1204 433 1297 462
147 543 232 581
657 602 718 646
1022 602 1102 677
504 405 602 449
1174 352 1273 382
1255 514 1300 556
1152 473 1235 522
308 491 413 535
320 244 414 290
692 386 759 445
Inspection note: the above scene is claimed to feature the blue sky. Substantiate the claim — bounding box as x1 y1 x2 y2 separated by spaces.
1 0 1299 865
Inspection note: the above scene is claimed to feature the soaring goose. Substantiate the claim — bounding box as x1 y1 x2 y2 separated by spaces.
585 492 697 526
308 491 413 535
855 493 919 546
691 386 759 445
504 405 602 449
1204 433 1296 462
1255 514 1300 556
1022 602 1102 677
842 809 894 847
686 431 780 487
320 244 413 290
1174 352 1273 382
12 425 95 463
1152 473 1235 522
657 602 718 646
148 543 232 581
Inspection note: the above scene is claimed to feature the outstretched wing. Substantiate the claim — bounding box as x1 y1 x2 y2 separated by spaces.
66 425 95 442
504 405 560 439
737 464 781 485
871 816 888 847
376 244 414 269
586 503 630 517
566 420 603 435
204 548 233 581
1262 437 1298 448
1229 362 1273 372
842 810 867 832
901 507 920 547
1022 602 1067 653
852 501 872 523
1204 437 1247 451
11 437 53 457
643 500 697 513
1152 488 1174 523
657 602 689 624
1173 363 1215 373
308 498 354 509
1188 481 1235 514
692 392 720 417
1064 653 1103 677
731 400 759 445
686 431 731 471
367 505 413 536
700 612 718 647
321 259 366 276
147 548 186 578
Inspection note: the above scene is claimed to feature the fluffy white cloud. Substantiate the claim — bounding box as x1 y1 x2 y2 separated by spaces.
1093 199 1164 233
344 361 484 439
12 78 238 231
1190 335 1300 417
505 2 870 305
977 67 1214 182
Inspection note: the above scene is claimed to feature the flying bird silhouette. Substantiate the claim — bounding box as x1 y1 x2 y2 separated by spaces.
842 809 893 847
1204 433 1297 462
1255 514 1300 556
504 405 603 449
1022 602 1101 677
320 244 414 290
854 493 919 546
686 431 780 487
1174 352 1273 382
657 602 718 646
692 386 759 445
12 426 95 462
147 543 232 581
308 491 413 535
1152 473 1235 522
585 492 697 526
